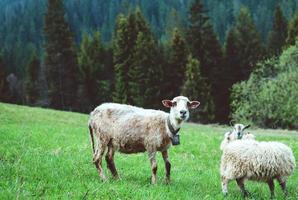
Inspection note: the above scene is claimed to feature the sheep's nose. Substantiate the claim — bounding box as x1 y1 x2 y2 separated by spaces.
180 110 187 115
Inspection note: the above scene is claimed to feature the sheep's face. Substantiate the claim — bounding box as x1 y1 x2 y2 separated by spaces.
162 96 200 122
233 124 250 139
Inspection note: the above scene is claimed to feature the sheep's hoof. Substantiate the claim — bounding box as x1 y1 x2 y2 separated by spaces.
223 192 228 197
112 175 120 180
151 179 157 185
165 178 171 184
243 190 250 198
99 174 107 182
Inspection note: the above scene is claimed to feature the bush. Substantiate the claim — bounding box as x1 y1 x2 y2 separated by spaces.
231 42 298 129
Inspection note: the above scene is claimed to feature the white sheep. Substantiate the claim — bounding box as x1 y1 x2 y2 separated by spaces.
220 139 296 198
88 96 200 184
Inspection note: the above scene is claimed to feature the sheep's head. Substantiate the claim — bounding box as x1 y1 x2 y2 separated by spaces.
221 123 253 150
233 123 250 139
162 96 200 122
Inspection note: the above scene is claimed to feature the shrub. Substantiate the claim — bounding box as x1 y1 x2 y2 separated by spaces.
231 41 298 129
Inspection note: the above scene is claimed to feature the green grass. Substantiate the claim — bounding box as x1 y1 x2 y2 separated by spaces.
1 103 298 200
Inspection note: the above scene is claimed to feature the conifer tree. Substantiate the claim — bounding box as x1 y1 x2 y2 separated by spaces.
113 15 130 104
187 0 223 121
113 9 162 108
181 55 214 123
77 32 110 112
165 28 188 98
25 51 40 105
268 5 288 56
0 54 8 102
44 0 78 110
286 12 298 46
187 0 223 80
130 9 161 108
225 6 264 83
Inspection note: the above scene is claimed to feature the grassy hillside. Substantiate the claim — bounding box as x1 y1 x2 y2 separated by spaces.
0 103 298 199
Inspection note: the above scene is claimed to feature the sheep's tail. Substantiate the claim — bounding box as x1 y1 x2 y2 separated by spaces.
89 124 95 154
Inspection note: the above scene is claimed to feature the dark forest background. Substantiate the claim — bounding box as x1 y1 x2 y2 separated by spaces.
0 0 298 129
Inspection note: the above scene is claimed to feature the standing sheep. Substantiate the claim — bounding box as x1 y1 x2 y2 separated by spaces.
88 96 200 184
220 138 296 198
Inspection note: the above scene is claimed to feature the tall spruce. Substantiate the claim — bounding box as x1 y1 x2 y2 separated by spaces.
225 7 264 83
181 55 214 123
77 32 110 112
0 54 8 102
187 0 223 121
44 0 78 110
25 51 40 105
113 9 161 108
113 14 131 104
268 5 288 56
187 0 223 81
286 12 298 46
165 28 188 99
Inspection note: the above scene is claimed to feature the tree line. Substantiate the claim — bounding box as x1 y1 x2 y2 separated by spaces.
0 0 298 124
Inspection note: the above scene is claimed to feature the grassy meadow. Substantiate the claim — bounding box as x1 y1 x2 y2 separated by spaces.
1 102 298 199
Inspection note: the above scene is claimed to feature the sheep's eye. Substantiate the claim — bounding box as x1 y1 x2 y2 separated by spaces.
172 102 177 106
187 102 191 107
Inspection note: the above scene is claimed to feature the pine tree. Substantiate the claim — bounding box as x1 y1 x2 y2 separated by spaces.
77 32 110 112
44 0 78 110
187 0 223 121
129 9 161 108
268 5 288 56
0 54 8 102
225 6 264 83
224 27 239 86
187 0 223 80
25 51 40 105
165 28 188 98
286 12 298 46
113 14 130 104
181 55 214 123
113 9 162 108
187 0 208 68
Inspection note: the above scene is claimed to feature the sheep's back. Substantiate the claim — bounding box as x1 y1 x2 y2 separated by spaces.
89 103 168 139
222 140 295 180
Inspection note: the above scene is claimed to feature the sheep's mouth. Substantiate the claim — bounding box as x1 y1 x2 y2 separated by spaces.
237 133 243 139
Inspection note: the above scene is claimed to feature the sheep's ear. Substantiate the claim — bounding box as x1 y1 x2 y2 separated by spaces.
188 101 200 109
162 100 173 108
229 120 235 127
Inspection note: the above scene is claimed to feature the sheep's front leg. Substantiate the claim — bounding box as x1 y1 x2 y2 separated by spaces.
148 152 157 184
162 150 171 184
221 176 230 196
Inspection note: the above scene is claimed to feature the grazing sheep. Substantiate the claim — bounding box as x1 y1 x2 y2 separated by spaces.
220 139 296 198
220 123 254 150
88 96 200 184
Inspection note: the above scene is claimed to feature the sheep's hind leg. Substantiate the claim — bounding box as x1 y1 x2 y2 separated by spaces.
93 137 109 181
162 150 171 184
105 144 119 179
277 176 288 197
148 152 157 184
236 177 249 197
267 179 275 199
